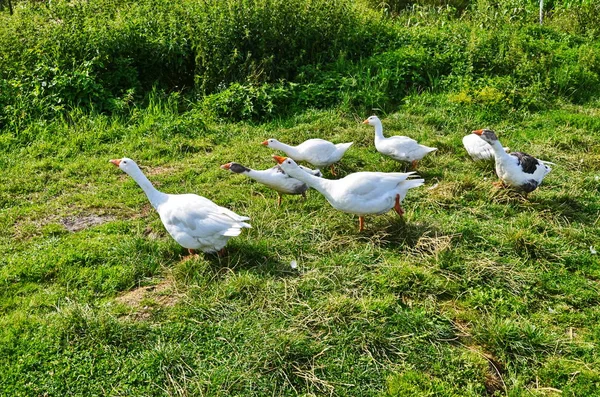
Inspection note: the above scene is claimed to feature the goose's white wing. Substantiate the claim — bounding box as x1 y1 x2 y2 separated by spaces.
296 139 337 165
298 165 322 177
378 136 435 161
159 194 250 251
335 172 414 197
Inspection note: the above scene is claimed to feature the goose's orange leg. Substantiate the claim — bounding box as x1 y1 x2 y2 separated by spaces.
411 160 419 169
394 194 404 217
358 216 365 232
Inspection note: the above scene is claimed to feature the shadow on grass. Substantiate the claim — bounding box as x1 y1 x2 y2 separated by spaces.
203 241 296 279
357 216 442 250
490 188 594 225
529 194 593 225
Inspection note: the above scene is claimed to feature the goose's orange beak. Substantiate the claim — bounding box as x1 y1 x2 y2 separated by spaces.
472 129 484 135
220 162 232 170
261 140 269 146
362 119 369 124
272 155 287 164
109 159 121 167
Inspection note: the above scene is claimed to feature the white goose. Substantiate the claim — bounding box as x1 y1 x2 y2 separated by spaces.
110 158 251 255
262 138 353 174
471 129 552 194
462 134 510 161
220 161 321 206
363 115 437 169
273 155 424 231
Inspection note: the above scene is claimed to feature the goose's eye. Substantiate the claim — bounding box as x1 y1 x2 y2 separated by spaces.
123 161 127 164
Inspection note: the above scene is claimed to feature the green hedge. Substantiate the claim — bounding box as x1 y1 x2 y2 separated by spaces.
0 0 599 127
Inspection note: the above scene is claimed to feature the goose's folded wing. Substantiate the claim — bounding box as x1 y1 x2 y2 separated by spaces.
298 165 322 177
384 138 422 157
169 206 250 239
368 171 416 179
165 195 250 235
338 173 414 197
307 145 337 164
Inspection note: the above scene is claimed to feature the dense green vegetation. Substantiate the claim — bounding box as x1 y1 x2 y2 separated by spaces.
1 0 599 395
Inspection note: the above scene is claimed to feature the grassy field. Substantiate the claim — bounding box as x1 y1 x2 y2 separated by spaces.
1 0 600 396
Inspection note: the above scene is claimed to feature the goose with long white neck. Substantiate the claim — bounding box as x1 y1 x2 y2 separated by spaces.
471 129 551 193
273 155 424 231
220 161 321 206
363 115 437 169
110 158 251 255
262 138 353 174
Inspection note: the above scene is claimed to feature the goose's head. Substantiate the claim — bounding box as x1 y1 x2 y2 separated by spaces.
262 138 279 147
220 162 250 174
272 155 299 172
109 157 138 175
362 115 381 126
472 129 498 145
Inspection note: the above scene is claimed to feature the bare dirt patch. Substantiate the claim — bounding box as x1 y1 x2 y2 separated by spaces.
61 214 115 232
115 278 182 320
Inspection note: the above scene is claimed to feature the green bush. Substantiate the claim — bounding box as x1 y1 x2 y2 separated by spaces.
200 82 294 122
0 0 599 126
365 0 472 16
192 0 386 93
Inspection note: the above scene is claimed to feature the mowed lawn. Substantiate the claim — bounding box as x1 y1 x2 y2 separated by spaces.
1 93 599 396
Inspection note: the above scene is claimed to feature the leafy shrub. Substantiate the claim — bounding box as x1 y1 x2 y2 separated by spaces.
200 82 294 122
365 0 472 16
192 0 387 93
0 0 389 127
550 1 600 38
0 0 600 126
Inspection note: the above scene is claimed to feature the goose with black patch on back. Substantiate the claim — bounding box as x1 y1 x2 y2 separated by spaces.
110 158 251 256
262 138 353 175
220 161 321 206
363 115 437 169
273 155 424 231
471 129 552 194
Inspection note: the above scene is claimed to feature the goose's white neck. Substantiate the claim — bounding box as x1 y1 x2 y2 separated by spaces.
246 169 272 184
489 140 509 160
272 141 302 159
127 166 168 209
372 121 385 142
284 166 334 199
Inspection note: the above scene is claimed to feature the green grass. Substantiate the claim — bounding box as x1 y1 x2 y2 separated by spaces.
1 92 599 395
1 0 600 395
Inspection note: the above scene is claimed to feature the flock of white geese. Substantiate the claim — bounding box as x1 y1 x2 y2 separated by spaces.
110 115 552 255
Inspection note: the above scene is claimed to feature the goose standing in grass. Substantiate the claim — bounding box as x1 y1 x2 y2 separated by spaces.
262 138 353 175
462 134 510 161
110 158 251 255
220 161 321 206
273 155 424 231
363 115 437 169
471 129 552 194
